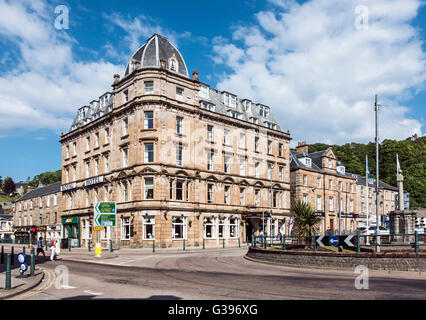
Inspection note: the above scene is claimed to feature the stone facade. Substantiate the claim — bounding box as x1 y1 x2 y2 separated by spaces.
290 144 358 233
59 34 292 248
13 182 63 242
353 176 398 228
291 142 400 233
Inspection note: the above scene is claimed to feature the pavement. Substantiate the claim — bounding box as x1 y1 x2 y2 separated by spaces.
1 243 426 300
0 265 44 300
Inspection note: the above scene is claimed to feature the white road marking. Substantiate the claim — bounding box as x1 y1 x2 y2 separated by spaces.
61 285 77 289
84 290 103 296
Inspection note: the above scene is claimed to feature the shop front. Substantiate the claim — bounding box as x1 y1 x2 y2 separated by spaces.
13 227 35 244
47 224 62 243
62 216 81 248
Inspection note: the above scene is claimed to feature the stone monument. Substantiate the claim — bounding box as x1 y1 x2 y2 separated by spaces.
389 155 416 243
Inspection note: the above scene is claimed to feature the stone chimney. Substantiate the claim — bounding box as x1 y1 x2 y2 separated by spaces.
296 141 308 154
113 74 120 84
192 71 199 81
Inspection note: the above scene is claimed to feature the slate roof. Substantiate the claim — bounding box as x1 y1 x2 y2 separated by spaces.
290 149 398 190
348 173 398 191
290 149 352 179
67 34 284 134
199 87 283 132
290 150 322 172
124 34 189 78
14 182 61 203
69 93 113 132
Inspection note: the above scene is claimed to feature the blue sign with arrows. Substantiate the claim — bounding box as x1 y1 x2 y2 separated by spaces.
329 236 339 247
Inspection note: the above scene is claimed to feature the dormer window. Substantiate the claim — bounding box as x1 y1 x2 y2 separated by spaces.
265 121 276 130
337 165 345 174
200 101 215 112
243 100 252 112
169 57 178 72
228 110 242 119
199 85 210 100
300 157 312 167
223 92 237 108
250 117 259 124
259 105 269 117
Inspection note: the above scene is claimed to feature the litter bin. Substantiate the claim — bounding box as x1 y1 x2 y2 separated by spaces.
61 238 68 249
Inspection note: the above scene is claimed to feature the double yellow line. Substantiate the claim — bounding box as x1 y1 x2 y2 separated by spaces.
9 268 56 300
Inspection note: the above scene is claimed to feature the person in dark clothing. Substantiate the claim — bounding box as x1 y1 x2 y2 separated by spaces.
36 236 46 261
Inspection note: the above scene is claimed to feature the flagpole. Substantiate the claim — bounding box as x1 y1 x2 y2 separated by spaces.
366 155 369 245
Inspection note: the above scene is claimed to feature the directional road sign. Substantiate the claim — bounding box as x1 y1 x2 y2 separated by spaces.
343 235 355 247
94 202 117 227
316 235 357 248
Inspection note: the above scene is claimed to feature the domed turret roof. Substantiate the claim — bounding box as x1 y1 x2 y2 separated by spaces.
124 34 189 78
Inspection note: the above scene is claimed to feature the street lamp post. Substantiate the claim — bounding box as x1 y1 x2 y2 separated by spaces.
270 163 274 238
338 182 342 235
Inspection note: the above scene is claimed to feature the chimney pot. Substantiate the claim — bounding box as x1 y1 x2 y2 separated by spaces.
192 71 199 81
296 141 308 154
113 74 120 84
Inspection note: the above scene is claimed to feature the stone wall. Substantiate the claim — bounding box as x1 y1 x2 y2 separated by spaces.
246 247 426 271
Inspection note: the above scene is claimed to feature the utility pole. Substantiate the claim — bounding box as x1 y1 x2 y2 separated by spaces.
375 94 381 253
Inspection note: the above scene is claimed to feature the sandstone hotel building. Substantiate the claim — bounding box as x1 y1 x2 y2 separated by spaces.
59 34 292 248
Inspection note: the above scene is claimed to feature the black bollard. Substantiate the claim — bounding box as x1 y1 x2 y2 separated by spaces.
11 246 14 265
1 245 4 264
5 253 11 290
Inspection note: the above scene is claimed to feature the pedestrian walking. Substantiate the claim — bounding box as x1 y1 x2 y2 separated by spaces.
50 237 57 261
36 237 46 261
55 237 61 256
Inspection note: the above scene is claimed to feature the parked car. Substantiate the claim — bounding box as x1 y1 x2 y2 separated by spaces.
415 227 425 234
361 226 390 236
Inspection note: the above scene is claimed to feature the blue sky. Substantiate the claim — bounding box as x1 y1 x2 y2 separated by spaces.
0 0 425 182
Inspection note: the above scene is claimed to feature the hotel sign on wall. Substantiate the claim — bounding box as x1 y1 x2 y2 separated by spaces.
60 182 77 192
84 176 104 187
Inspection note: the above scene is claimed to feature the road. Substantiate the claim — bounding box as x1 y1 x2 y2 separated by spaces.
8 248 426 300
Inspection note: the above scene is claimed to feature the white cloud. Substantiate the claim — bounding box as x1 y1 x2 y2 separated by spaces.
0 0 123 137
104 12 194 66
213 0 426 145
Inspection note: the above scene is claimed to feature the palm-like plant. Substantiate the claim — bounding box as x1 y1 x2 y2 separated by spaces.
292 200 322 237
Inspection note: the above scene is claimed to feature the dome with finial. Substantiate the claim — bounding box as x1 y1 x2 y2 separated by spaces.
124 34 189 78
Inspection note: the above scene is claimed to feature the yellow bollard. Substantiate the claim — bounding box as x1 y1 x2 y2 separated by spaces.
95 243 102 257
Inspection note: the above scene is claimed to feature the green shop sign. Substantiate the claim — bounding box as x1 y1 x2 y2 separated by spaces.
62 216 80 224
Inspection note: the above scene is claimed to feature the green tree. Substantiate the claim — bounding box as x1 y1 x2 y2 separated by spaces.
3 177 16 194
292 200 322 236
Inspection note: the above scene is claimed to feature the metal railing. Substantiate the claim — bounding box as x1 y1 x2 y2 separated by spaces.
250 231 425 253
